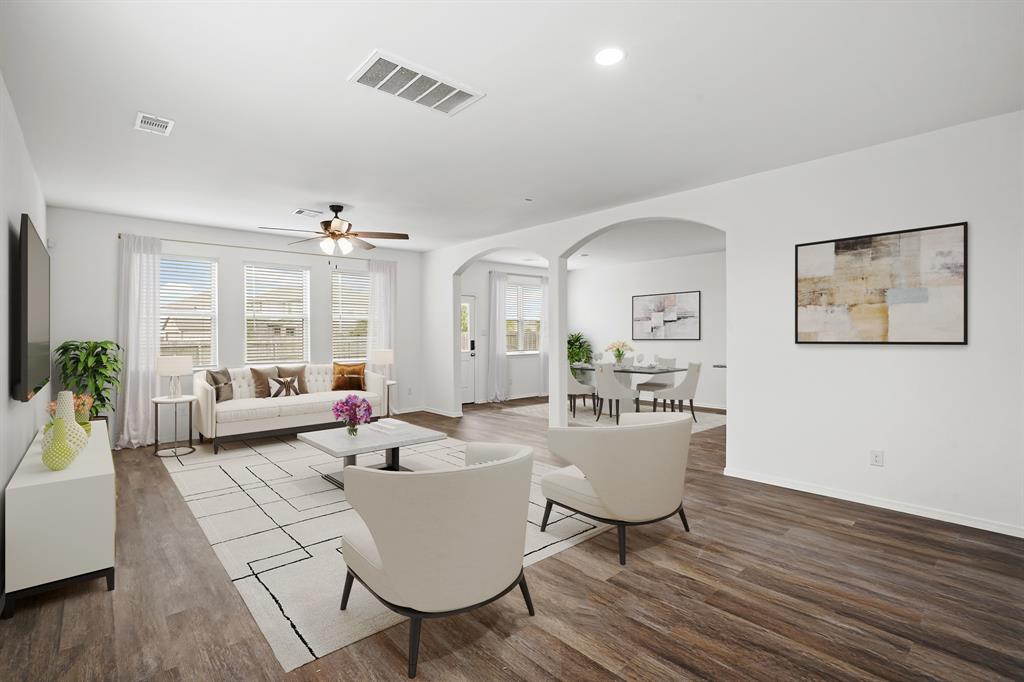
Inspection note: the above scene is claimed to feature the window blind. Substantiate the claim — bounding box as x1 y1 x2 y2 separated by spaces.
505 283 543 352
159 258 217 367
332 270 370 360
244 264 309 364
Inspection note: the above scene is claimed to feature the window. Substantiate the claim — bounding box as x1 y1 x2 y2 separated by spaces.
505 283 542 353
159 258 217 368
460 302 471 352
244 264 309 363
331 270 370 360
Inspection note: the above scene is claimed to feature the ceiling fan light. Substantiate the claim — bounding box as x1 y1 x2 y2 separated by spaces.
319 237 336 255
338 238 355 255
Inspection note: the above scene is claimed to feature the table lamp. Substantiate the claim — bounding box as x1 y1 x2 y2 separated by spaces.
368 348 394 373
158 355 193 398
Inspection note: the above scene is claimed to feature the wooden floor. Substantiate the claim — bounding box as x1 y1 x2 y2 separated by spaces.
2 398 1022 681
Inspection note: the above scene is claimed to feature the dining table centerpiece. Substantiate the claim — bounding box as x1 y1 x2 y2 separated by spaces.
333 394 373 436
605 340 634 365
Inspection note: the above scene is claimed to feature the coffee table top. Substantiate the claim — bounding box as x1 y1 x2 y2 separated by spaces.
298 419 447 458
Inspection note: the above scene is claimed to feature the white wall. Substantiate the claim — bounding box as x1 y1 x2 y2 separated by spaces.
458 260 547 402
419 111 1024 537
47 208 424 441
568 250 726 409
1 71 49 588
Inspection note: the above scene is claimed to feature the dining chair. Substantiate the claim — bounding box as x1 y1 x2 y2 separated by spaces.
637 355 678 398
652 362 702 421
543 413 694 564
340 443 534 677
594 363 639 424
567 367 596 418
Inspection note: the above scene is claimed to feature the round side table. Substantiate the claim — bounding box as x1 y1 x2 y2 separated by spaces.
153 395 197 457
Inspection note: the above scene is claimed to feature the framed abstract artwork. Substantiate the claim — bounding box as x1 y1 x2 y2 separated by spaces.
632 291 701 340
795 222 967 344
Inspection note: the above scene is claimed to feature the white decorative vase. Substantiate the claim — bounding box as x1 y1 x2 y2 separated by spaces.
53 390 89 455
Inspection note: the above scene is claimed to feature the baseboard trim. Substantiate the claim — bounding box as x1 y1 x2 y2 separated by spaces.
724 467 1024 538
390 404 426 415
418 407 464 419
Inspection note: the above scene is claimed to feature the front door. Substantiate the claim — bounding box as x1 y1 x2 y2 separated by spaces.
460 296 477 404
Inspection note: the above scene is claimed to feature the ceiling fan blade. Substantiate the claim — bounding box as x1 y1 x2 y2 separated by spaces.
288 236 323 246
259 226 322 235
348 231 409 240
347 236 376 250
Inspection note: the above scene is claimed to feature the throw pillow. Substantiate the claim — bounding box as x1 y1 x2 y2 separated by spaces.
206 368 234 403
276 364 309 394
332 362 365 391
271 376 299 397
250 367 279 399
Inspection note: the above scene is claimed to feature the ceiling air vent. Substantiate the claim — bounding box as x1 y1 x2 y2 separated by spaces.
349 50 484 116
134 112 175 136
293 208 324 218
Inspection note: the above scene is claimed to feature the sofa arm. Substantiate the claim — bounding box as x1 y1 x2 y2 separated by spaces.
364 370 387 415
193 372 216 438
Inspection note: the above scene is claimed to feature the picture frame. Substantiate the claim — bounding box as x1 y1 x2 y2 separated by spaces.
632 290 701 340
795 222 967 345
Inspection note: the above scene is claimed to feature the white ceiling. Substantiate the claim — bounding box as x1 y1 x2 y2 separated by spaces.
1 1 1021 252
482 218 724 270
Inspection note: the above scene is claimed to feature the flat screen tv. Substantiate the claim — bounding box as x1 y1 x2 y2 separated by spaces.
11 213 50 401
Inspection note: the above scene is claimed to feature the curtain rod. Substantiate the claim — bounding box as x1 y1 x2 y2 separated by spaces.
117 232 372 262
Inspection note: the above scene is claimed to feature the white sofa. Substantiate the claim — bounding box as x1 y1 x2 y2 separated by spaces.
194 364 386 452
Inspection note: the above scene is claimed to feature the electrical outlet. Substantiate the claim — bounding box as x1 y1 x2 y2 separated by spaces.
870 450 885 467
407 388 412 396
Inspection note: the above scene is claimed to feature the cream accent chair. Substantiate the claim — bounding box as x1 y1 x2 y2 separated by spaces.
594 362 639 424
652 362 702 421
637 355 677 395
340 443 534 678
543 413 693 564
567 367 596 418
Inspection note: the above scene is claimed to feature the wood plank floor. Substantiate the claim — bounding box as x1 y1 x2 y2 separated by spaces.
1 398 1022 681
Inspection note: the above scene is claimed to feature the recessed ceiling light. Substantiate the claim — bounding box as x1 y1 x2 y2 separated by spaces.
524 198 533 202
580 253 590 257
594 47 625 66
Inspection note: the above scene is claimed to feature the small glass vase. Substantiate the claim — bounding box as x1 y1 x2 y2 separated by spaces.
614 351 625 365
347 424 359 437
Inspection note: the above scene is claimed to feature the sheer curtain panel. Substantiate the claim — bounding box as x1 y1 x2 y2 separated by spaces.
486 271 509 402
367 260 397 378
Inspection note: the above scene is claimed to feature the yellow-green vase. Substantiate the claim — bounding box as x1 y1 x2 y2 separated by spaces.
42 418 81 471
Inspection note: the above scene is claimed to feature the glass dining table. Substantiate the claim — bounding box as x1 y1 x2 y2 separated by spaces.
571 363 687 375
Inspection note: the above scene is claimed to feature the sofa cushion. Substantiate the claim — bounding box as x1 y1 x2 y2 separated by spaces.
250 367 279 399
206 368 234 402
332 362 365 391
276 391 377 419
276 365 309 394
215 398 282 423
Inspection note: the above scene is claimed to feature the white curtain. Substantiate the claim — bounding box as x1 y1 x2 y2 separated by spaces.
485 270 508 402
115 234 161 449
538 275 549 396
367 259 397 378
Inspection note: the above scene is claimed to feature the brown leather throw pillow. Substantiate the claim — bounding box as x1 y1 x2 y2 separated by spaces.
276 365 309 394
332 362 365 391
250 367 279 399
206 368 233 403
271 376 299 397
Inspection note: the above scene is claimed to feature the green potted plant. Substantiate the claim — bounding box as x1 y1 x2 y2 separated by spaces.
567 332 593 365
54 341 123 420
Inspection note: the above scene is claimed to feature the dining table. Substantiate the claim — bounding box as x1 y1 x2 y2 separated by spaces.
571 363 687 375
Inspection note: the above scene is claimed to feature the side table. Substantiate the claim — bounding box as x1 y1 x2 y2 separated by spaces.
153 395 197 457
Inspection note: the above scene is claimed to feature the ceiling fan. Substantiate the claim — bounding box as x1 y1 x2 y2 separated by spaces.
259 205 409 255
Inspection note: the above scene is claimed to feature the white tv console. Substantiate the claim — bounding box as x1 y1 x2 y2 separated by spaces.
3 420 115 618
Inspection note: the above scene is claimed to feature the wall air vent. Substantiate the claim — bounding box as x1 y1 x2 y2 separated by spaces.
293 208 324 218
134 112 175 136
348 50 484 116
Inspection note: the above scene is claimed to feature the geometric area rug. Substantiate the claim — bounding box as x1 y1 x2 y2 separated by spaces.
160 433 608 672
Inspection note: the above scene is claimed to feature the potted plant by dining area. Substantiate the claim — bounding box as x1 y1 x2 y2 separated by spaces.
53 340 123 422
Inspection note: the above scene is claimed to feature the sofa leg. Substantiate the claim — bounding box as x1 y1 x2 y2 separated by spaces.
198 433 205 444
213 439 220 454
408 616 423 678
340 569 354 610
540 499 553 532
617 524 627 565
518 572 535 616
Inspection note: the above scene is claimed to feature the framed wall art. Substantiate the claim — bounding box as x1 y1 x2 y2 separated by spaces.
632 291 701 340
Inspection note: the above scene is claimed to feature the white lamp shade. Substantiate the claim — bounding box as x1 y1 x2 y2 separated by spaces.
319 237 336 255
368 349 394 365
338 238 354 255
157 355 194 377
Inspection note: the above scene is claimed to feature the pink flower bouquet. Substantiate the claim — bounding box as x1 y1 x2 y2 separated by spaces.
333 394 373 436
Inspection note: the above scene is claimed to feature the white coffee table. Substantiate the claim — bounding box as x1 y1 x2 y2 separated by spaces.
298 418 447 489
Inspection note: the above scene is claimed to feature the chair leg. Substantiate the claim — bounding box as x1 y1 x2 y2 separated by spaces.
634 397 640 413
670 399 676 412
595 398 603 422
408 617 423 678
690 399 698 423
617 524 627 565
615 399 620 425
679 505 690 533
518 573 536 616
592 393 598 415
340 569 354 610
540 499 553 532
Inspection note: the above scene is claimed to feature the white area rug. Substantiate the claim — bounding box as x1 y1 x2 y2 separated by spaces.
504 400 727 433
161 433 608 672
